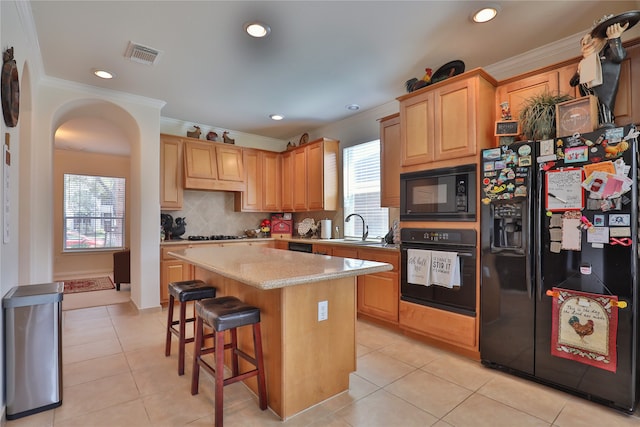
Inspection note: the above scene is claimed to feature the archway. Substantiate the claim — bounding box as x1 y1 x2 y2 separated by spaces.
52 100 138 305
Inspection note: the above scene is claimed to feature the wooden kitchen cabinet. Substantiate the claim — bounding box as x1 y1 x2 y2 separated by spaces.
282 137 339 212
281 150 294 211
380 113 400 207
357 248 399 324
312 243 399 325
160 245 194 305
235 148 262 211
262 151 282 211
292 148 307 210
160 134 184 210
398 69 496 170
495 38 640 133
183 139 245 192
495 70 560 124
307 138 339 211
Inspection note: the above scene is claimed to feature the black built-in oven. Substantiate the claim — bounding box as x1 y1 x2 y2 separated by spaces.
400 164 476 221
401 228 477 316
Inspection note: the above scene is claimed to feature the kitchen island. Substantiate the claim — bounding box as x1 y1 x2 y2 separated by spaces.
168 245 392 420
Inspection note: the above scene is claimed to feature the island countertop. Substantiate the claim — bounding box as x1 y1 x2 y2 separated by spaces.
168 245 393 290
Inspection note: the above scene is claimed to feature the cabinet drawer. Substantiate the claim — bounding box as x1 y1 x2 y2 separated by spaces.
357 248 399 271
161 245 191 260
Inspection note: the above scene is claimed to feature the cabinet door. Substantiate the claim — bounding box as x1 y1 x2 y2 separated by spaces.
160 136 183 210
281 151 294 211
357 272 399 322
236 149 262 211
380 114 400 207
434 77 477 159
307 142 324 211
400 89 434 166
331 246 358 259
184 140 217 189
495 71 559 123
262 151 282 211
292 148 308 211
216 145 244 182
161 260 193 304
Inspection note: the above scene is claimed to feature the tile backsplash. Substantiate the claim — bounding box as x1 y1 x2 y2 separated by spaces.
162 190 399 240
162 191 268 237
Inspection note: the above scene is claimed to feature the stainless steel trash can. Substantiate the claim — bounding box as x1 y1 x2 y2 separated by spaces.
3 282 64 420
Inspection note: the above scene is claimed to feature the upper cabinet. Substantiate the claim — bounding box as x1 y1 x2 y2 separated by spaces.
281 150 294 211
183 138 245 192
235 148 282 212
379 113 400 207
281 137 339 212
160 134 184 210
262 151 282 211
307 138 338 211
495 38 640 134
495 71 560 123
398 69 497 171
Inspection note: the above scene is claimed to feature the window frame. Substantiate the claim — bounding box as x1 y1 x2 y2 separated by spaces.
63 173 126 252
342 139 388 240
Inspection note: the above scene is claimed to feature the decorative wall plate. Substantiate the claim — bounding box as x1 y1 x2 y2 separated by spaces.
299 133 309 145
1 47 19 127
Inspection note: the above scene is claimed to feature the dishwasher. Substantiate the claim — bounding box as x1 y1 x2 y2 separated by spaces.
287 242 313 253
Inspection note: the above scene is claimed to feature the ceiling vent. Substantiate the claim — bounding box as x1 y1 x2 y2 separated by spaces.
124 41 162 65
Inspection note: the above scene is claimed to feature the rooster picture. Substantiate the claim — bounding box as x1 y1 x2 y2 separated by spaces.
568 315 594 341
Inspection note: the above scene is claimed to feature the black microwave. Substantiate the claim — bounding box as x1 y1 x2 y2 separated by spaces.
400 164 476 221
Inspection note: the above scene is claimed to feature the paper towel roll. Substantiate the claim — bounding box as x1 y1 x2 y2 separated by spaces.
320 219 332 239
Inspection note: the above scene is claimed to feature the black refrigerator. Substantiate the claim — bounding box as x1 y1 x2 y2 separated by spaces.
480 125 639 413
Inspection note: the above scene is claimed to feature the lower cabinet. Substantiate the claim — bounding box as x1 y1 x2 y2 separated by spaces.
160 245 194 305
357 272 398 323
313 244 400 325
356 248 399 325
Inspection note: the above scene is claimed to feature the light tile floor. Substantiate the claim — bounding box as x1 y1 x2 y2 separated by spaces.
5 302 640 427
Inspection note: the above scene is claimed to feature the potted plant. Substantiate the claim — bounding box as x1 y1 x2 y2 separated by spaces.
519 92 572 140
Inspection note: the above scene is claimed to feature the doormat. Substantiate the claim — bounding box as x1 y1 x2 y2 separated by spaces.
63 276 115 294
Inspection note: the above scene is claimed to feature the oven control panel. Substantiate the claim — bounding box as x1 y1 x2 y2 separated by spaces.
401 228 476 246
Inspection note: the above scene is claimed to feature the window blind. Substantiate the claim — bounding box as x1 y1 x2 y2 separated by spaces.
343 140 389 239
63 174 126 251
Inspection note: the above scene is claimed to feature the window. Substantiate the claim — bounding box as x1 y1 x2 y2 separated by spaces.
343 140 388 239
63 174 126 251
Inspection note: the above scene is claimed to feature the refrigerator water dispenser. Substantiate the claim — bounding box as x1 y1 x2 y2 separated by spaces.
491 202 523 251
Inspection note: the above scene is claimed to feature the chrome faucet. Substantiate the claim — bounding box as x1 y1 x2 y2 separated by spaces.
345 213 369 241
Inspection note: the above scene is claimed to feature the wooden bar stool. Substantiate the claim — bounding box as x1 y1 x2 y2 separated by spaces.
191 296 267 427
165 280 216 375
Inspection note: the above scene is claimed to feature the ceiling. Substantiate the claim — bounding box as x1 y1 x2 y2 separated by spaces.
28 1 640 150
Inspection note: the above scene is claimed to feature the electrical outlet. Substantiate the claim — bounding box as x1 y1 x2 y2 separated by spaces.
318 300 328 321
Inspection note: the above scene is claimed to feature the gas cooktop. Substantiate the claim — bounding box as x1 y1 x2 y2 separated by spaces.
187 235 245 241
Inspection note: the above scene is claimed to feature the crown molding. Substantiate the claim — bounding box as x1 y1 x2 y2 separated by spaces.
41 75 166 110
15 0 45 79
485 31 583 81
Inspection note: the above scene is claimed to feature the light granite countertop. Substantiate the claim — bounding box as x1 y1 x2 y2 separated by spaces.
168 245 393 290
161 236 400 251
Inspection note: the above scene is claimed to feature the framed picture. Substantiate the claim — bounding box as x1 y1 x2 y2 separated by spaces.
556 95 598 137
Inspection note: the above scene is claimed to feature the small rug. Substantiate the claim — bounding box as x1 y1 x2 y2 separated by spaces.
63 276 115 294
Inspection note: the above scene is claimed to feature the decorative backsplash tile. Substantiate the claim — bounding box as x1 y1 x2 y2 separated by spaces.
162 191 268 237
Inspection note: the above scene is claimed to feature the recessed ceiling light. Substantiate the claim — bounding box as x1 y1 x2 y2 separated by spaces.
244 22 271 38
93 69 114 79
472 5 500 23
346 104 360 111
269 114 284 121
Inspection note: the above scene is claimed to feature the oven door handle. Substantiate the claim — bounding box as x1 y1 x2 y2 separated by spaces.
456 253 474 257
